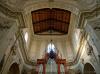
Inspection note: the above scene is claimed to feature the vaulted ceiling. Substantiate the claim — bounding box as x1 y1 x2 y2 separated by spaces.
31 8 71 35
0 0 97 11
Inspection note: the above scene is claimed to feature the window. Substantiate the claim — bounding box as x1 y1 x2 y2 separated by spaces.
47 43 56 53
24 32 28 43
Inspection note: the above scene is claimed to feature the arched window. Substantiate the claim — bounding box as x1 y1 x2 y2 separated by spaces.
24 32 28 43
47 43 56 53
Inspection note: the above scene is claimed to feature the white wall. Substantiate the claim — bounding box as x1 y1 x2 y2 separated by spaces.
28 35 72 61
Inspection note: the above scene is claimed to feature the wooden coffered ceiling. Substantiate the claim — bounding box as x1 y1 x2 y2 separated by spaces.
31 8 71 35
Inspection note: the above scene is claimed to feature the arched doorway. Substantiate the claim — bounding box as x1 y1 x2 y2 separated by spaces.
8 63 20 74
84 63 96 74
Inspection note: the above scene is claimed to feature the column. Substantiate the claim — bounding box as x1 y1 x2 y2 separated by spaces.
43 64 46 74
36 64 39 74
58 63 60 74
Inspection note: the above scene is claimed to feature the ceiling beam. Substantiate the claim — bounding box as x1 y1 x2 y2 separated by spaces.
33 18 69 25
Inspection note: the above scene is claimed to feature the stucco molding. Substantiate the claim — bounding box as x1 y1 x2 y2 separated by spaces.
0 3 25 28
78 6 100 28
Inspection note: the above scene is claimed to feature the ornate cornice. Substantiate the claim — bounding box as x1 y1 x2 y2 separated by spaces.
0 3 25 28
78 6 100 28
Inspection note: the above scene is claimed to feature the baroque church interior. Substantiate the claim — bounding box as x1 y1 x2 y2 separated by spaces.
0 0 100 74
